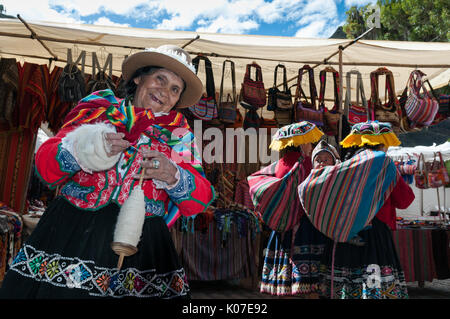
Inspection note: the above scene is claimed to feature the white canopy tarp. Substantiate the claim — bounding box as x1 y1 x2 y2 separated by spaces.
1 18 450 118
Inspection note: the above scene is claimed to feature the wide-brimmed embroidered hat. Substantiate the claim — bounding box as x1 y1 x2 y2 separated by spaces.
312 140 341 164
121 45 203 108
340 120 401 149
269 121 324 151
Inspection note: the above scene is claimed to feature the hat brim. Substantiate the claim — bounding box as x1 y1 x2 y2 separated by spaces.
122 51 203 108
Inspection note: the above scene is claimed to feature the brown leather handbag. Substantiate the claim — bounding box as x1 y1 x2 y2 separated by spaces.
293 65 324 127
368 67 402 132
319 66 341 136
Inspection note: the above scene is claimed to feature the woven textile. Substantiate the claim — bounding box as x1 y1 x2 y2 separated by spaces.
392 228 437 283
298 149 399 242
248 155 310 233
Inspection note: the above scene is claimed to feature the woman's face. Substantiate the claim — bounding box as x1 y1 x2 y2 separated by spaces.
133 68 185 113
313 151 335 169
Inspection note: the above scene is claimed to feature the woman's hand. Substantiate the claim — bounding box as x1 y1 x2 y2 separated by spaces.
135 149 178 185
104 132 131 157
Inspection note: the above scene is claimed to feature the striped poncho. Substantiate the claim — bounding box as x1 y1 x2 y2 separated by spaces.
298 149 400 243
248 154 311 233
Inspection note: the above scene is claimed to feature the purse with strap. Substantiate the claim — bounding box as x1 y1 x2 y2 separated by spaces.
405 70 439 128
428 152 450 188
241 62 266 108
344 70 368 125
267 64 292 111
188 55 218 121
368 67 402 132
414 153 429 189
319 66 341 136
218 59 237 124
293 65 324 127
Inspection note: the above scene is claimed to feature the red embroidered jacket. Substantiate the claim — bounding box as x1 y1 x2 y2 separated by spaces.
35 90 215 227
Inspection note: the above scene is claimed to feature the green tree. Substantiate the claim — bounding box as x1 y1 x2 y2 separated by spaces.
343 0 449 41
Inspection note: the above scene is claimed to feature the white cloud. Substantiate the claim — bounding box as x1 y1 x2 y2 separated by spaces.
196 16 259 34
344 0 375 6
1 0 346 38
93 17 130 27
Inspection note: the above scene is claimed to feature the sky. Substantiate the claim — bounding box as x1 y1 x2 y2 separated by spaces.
0 0 375 38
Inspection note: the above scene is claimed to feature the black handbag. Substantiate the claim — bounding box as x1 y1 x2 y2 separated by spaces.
267 64 292 111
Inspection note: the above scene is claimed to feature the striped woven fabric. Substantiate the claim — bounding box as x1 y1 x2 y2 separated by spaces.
298 150 399 242
392 228 437 283
248 156 309 233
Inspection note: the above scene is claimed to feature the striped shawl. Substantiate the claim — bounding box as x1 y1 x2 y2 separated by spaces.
298 150 399 242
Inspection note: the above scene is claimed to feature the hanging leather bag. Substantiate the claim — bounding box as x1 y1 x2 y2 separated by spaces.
293 65 324 127
344 70 368 125
368 67 402 132
319 66 341 136
414 153 429 189
267 64 292 111
427 152 450 188
188 55 218 121
405 70 439 128
218 59 237 124
241 62 266 108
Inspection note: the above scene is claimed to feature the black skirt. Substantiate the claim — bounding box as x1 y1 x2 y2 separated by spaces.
0 197 189 299
318 218 408 299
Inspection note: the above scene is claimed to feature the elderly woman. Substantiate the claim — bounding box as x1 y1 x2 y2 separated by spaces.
0 45 214 299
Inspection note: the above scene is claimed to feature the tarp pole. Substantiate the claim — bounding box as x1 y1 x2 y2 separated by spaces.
17 14 58 61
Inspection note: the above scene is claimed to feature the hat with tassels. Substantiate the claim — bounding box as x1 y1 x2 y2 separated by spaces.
340 121 401 149
269 121 324 151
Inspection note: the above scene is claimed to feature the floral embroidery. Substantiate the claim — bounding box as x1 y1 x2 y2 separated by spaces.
144 198 166 217
57 146 81 173
60 181 95 202
165 168 195 203
9 244 189 299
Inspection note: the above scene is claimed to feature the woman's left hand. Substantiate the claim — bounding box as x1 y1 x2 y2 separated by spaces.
134 149 178 185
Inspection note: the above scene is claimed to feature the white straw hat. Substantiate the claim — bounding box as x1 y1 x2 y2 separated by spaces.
121 45 203 108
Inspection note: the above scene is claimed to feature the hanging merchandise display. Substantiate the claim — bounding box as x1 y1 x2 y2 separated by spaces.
344 70 368 125
427 152 450 188
394 155 417 184
368 67 403 132
240 62 266 108
424 80 449 125
404 70 439 128
267 64 292 111
218 59 237 124
58 48 87 103
414 153 429 189
86 52 116 94
293 65 324 128
188 55 218 121
243 108 261 130
0 58 19 129
319 66 341 136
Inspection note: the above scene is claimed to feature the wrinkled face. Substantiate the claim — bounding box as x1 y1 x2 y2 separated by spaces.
133 68 184 113
313 151 335 169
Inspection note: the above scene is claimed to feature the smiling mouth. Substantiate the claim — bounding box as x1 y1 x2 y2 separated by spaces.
150 94 163 105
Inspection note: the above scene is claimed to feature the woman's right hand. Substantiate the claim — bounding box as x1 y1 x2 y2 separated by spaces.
103 132 130 157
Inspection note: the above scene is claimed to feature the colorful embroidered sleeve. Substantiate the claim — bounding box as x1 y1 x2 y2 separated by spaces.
167 163 215 217
35 126 82 189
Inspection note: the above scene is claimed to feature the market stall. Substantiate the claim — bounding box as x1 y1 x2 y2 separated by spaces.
0 16 449 289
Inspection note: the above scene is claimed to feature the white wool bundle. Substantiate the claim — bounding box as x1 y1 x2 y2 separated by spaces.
113 185 146 248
